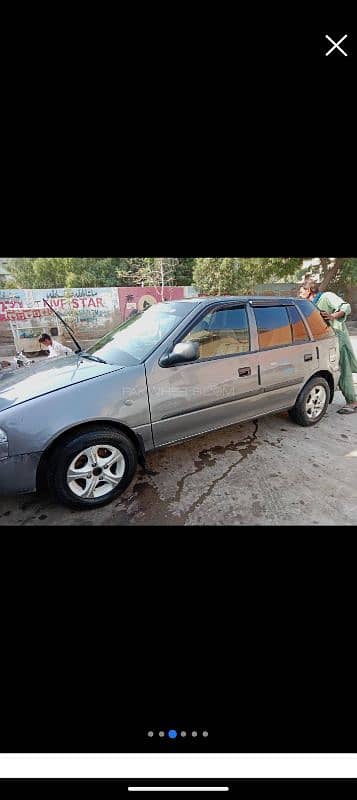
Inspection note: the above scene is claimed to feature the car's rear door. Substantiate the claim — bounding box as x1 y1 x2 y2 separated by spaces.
145 302 264 447
250 299 317 411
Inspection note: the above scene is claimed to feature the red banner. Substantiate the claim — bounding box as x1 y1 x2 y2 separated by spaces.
0 307 53 323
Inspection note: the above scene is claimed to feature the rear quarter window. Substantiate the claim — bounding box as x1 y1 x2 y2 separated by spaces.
297 299 336 340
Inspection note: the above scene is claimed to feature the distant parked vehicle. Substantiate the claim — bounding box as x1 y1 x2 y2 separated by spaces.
0 296 340 509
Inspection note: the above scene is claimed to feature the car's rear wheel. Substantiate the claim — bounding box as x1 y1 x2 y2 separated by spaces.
288 376 330 426
48 428 138 509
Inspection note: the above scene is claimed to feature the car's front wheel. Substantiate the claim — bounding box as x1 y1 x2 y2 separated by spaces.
288 376 330 426
48 427 138 509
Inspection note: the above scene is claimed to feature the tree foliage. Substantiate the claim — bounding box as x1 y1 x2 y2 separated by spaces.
193 258 302 295
193 257 357 295
317 258 357 293
5 258 133 290
126 258 175 294
120 258 194 289
174 258 195 285
4 256 356 295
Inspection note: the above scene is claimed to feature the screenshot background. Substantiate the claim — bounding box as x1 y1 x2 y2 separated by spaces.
1 532 355 754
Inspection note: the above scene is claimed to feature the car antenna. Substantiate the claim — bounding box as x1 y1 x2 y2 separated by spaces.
42 298 82 352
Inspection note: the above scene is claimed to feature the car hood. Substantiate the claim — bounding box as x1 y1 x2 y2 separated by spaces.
0 355 124 412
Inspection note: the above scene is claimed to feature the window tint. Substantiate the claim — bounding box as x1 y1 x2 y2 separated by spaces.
254 306 292 349
183 306 250 359
297 299 335 340
287 304 310 343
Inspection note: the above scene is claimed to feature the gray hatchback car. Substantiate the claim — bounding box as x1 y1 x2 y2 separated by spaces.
0 296 340 509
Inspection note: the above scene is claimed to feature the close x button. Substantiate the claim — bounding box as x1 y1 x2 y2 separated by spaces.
324 33 349 57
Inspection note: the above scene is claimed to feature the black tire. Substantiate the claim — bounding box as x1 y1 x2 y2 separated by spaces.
288 376 330 427
48 427 138 510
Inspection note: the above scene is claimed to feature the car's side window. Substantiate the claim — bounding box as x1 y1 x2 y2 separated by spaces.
287 304 310 343
254 306 292 350
181 306 250 359
297 299 335 339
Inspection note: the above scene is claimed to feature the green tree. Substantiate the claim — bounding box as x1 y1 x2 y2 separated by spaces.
192 257 357 296
71 258 128 287
118 258 149 286
5 257 355 294
319 258 357 294
115 258 138 286
120 258 195 288
192 258 300 295
5 257 132 289
5 258 72 289
259 257 357 291
173 258 195 285
123 258 176 299
5 258 37 289
193 258 238 295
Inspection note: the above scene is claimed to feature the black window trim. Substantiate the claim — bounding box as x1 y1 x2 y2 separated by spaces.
286 303 311 344
250 298 295 307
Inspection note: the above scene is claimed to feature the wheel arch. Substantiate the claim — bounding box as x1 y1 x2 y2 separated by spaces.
36 420 145 492
292 370 334 411
309 370 335 404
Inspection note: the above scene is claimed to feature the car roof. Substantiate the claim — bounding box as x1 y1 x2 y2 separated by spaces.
169 295 300 304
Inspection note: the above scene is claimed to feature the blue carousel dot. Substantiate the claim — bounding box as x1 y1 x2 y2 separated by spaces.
168 729 177 739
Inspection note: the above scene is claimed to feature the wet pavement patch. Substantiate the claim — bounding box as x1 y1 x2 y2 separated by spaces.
170 421 260 522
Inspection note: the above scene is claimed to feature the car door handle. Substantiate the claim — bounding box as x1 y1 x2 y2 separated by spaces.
238 367 251 376
304 354 313 361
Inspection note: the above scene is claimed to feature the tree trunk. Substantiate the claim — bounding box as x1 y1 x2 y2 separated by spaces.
319 258 344 291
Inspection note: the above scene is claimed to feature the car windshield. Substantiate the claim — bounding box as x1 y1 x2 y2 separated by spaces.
84 301 196 366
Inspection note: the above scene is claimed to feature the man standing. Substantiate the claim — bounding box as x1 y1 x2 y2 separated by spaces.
38 333 73 359
299 281 357 414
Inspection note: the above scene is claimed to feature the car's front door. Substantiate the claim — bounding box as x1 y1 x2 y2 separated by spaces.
145 303 264 447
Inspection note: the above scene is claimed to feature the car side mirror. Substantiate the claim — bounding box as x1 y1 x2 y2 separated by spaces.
159 341 200 367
